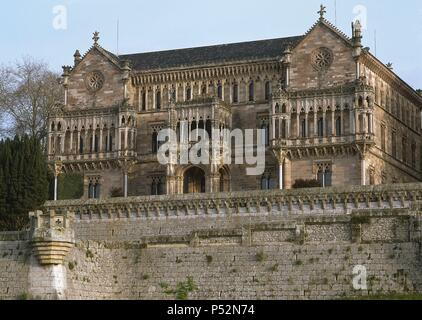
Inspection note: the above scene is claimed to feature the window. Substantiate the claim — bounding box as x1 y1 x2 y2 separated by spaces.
141 92 146 111
152 131 158 154
186 87 192 101
265 81 271 101
156 91 161 110
201 85 207 96
261 123 270 146
281 120 287 139
88 181 101 199
151 177 164 196
317 118 324 137
261 175 270 190
336 117 342 136
217 84 223 99
79 136 84 154
249 81 254 102
301 119 306 138
392 131 397 158
380 125 386 151
402 137 407 163
317 164 332 187
411 142 416 168
233 84 238 103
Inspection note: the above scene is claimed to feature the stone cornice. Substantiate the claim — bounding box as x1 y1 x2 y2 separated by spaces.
131 60 282 86
44 183 422 221
360 52 422 107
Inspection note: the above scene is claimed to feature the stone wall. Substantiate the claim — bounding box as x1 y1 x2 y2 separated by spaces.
0 232 30 300
1 184 422 300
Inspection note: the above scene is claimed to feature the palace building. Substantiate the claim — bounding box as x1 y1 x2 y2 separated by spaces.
48 7 422 200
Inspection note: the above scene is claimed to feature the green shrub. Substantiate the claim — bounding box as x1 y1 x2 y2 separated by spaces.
292 179 322 189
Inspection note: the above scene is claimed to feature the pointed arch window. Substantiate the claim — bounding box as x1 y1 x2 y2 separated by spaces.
156 91 161 110
249 81 255 102
233 84 239 103
265 81 271 101
335 117 342 136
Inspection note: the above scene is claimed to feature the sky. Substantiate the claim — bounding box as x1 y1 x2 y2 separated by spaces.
0 0 421 89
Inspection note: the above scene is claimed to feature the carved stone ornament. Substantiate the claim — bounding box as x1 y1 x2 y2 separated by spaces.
85 71 105 92
311 47 334 71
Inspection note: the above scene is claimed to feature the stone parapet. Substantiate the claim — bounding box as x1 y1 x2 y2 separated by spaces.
44 183 422 221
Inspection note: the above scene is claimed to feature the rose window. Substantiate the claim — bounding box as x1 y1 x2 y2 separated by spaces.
311 48 334 71
86 71 105 92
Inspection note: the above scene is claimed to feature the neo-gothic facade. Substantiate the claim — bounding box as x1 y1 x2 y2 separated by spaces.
48 10 422 200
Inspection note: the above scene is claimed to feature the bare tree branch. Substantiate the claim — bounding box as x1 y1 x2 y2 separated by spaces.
0 57 62 141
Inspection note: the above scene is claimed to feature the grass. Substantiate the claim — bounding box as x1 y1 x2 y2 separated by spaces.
255 250 267 262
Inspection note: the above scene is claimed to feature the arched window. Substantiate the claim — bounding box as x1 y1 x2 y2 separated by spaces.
335 117 342 136
317 118 324 137
156 91 161 110
261 123 269 146
249 81 254 102
51 122 55 132
201 85 207 96
233 84 238 103
57 122 62 131
265 81 271 101
79 136 84 154
152 131 158 154
186 87 192 101
141 92 146 111
88 183 95 199
281 104 287 113
205 120 212 137
151 177 164 196
301 119 306 138
109 134 113 152
281 120 287 139
122 117 126 125
94 135 99 153
217 84 223 99
94 183 101 199
275 103 280 114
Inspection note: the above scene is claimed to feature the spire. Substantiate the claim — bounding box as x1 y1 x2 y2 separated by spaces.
73 50 81 66
318 4 327 20
93 31 100 45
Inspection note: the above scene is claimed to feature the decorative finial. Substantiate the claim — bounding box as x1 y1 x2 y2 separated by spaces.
93 31 100 45
318 4 327 20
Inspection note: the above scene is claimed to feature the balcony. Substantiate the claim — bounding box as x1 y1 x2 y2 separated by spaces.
272 133 375 149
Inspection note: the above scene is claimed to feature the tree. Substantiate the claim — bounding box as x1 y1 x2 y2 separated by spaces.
0 136 49 231
0 57 62 142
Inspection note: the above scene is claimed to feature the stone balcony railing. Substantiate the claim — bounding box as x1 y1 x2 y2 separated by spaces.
43 183 422 221
272 133 375 149
48 150 137 163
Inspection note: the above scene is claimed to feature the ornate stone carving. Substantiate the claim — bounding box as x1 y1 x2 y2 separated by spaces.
311 47 334 71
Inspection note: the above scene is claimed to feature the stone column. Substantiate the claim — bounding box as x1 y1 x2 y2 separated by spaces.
361 157 366 186
279 160 284 190
296 113 300 138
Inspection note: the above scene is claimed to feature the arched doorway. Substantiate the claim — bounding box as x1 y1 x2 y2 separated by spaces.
183 167 206 194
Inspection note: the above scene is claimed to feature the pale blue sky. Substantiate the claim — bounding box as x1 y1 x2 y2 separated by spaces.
0 0 421 88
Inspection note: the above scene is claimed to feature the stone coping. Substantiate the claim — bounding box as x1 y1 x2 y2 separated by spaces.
45 183 422 208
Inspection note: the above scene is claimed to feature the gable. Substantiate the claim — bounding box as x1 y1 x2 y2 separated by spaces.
289 22 356 90
67 48 124 110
